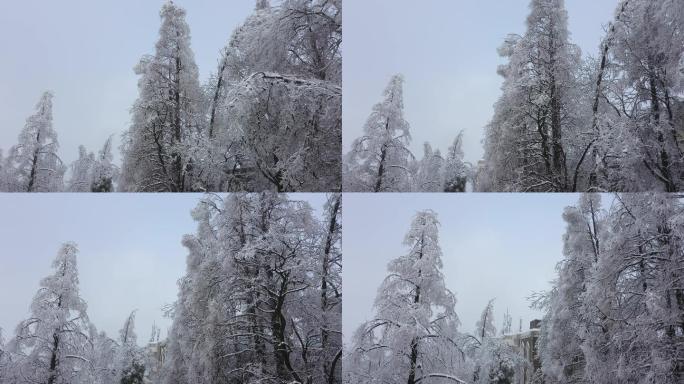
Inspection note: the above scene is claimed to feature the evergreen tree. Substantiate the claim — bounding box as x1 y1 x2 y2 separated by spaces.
116 311 145 384
90 330 118 384
6 243 92 383
120 1 203 192
443 132 469 192
67 145 95 192
4 91 64 192
413 143 443 192
476 299 497 340
501 309 512 336
480 0 583 191
91 136 118 192
344 75 413 192
346 210 466 383
470 301 520 384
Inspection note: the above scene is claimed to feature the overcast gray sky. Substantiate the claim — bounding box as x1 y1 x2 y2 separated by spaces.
0 193 326 346
342 193 606 346
343 0 618 164
0 0 255 165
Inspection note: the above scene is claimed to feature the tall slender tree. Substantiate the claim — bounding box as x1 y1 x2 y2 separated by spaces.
67 146 95 192
116 311 145 384
6 243 92 384
541 194 603 382
480 0 583 191
346 210 466 383
471 300 520 384
91 136 118 192
344 75 413 192
120 1 203 192
443 132 469 192
4 91 64 192
414 143 444 192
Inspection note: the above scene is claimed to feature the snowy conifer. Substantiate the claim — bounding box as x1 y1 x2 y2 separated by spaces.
344 75 413 192
4 92 64 192
67 146 95 192
7 243 92 383
120 1 203 192
346 210 466 383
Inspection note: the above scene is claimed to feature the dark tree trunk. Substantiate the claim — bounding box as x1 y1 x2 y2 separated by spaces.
374 145 387 192
321 195 341 383
208 51 228 138
407 233 424 384
648 65 677 192
27 130 42 192
47 333 60 384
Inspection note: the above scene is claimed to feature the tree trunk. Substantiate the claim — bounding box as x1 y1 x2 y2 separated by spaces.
407 233 424 384
208 51 228 138
172 50 184 192
47 294 63 384
272 275 303 383
375 145 387 192
47 333 60 384
648 64 676 192
321 195 341 383
27 130 41 192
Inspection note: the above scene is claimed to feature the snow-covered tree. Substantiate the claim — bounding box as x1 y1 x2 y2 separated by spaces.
540 193 684 383
480 0 684 191
442 132 469 192
278 0 342 82
476 299 497 340
3 91 65 192
0 327 7 382
580 194 684 382
480 0 584 191
220 73 341 192
5 243 92 383
319 193 343 383
470 338 520 384
116 311 145 384
541 194 603 383
469 301 524 384
198 0 342 192
344 75 413 192
413 143 444 192
0 149 5 191
346 210 467 383
162 193 342 383
90 330 118 384
91 136 118 192
591 0 684 192
67 146 95 192
1 1 342 193
501 309 512 336
120 1 203 192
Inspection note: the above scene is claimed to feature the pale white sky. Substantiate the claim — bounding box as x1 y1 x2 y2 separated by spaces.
0 0 255 165
342 193 612 346
0 193 326 346
343 0 618 164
